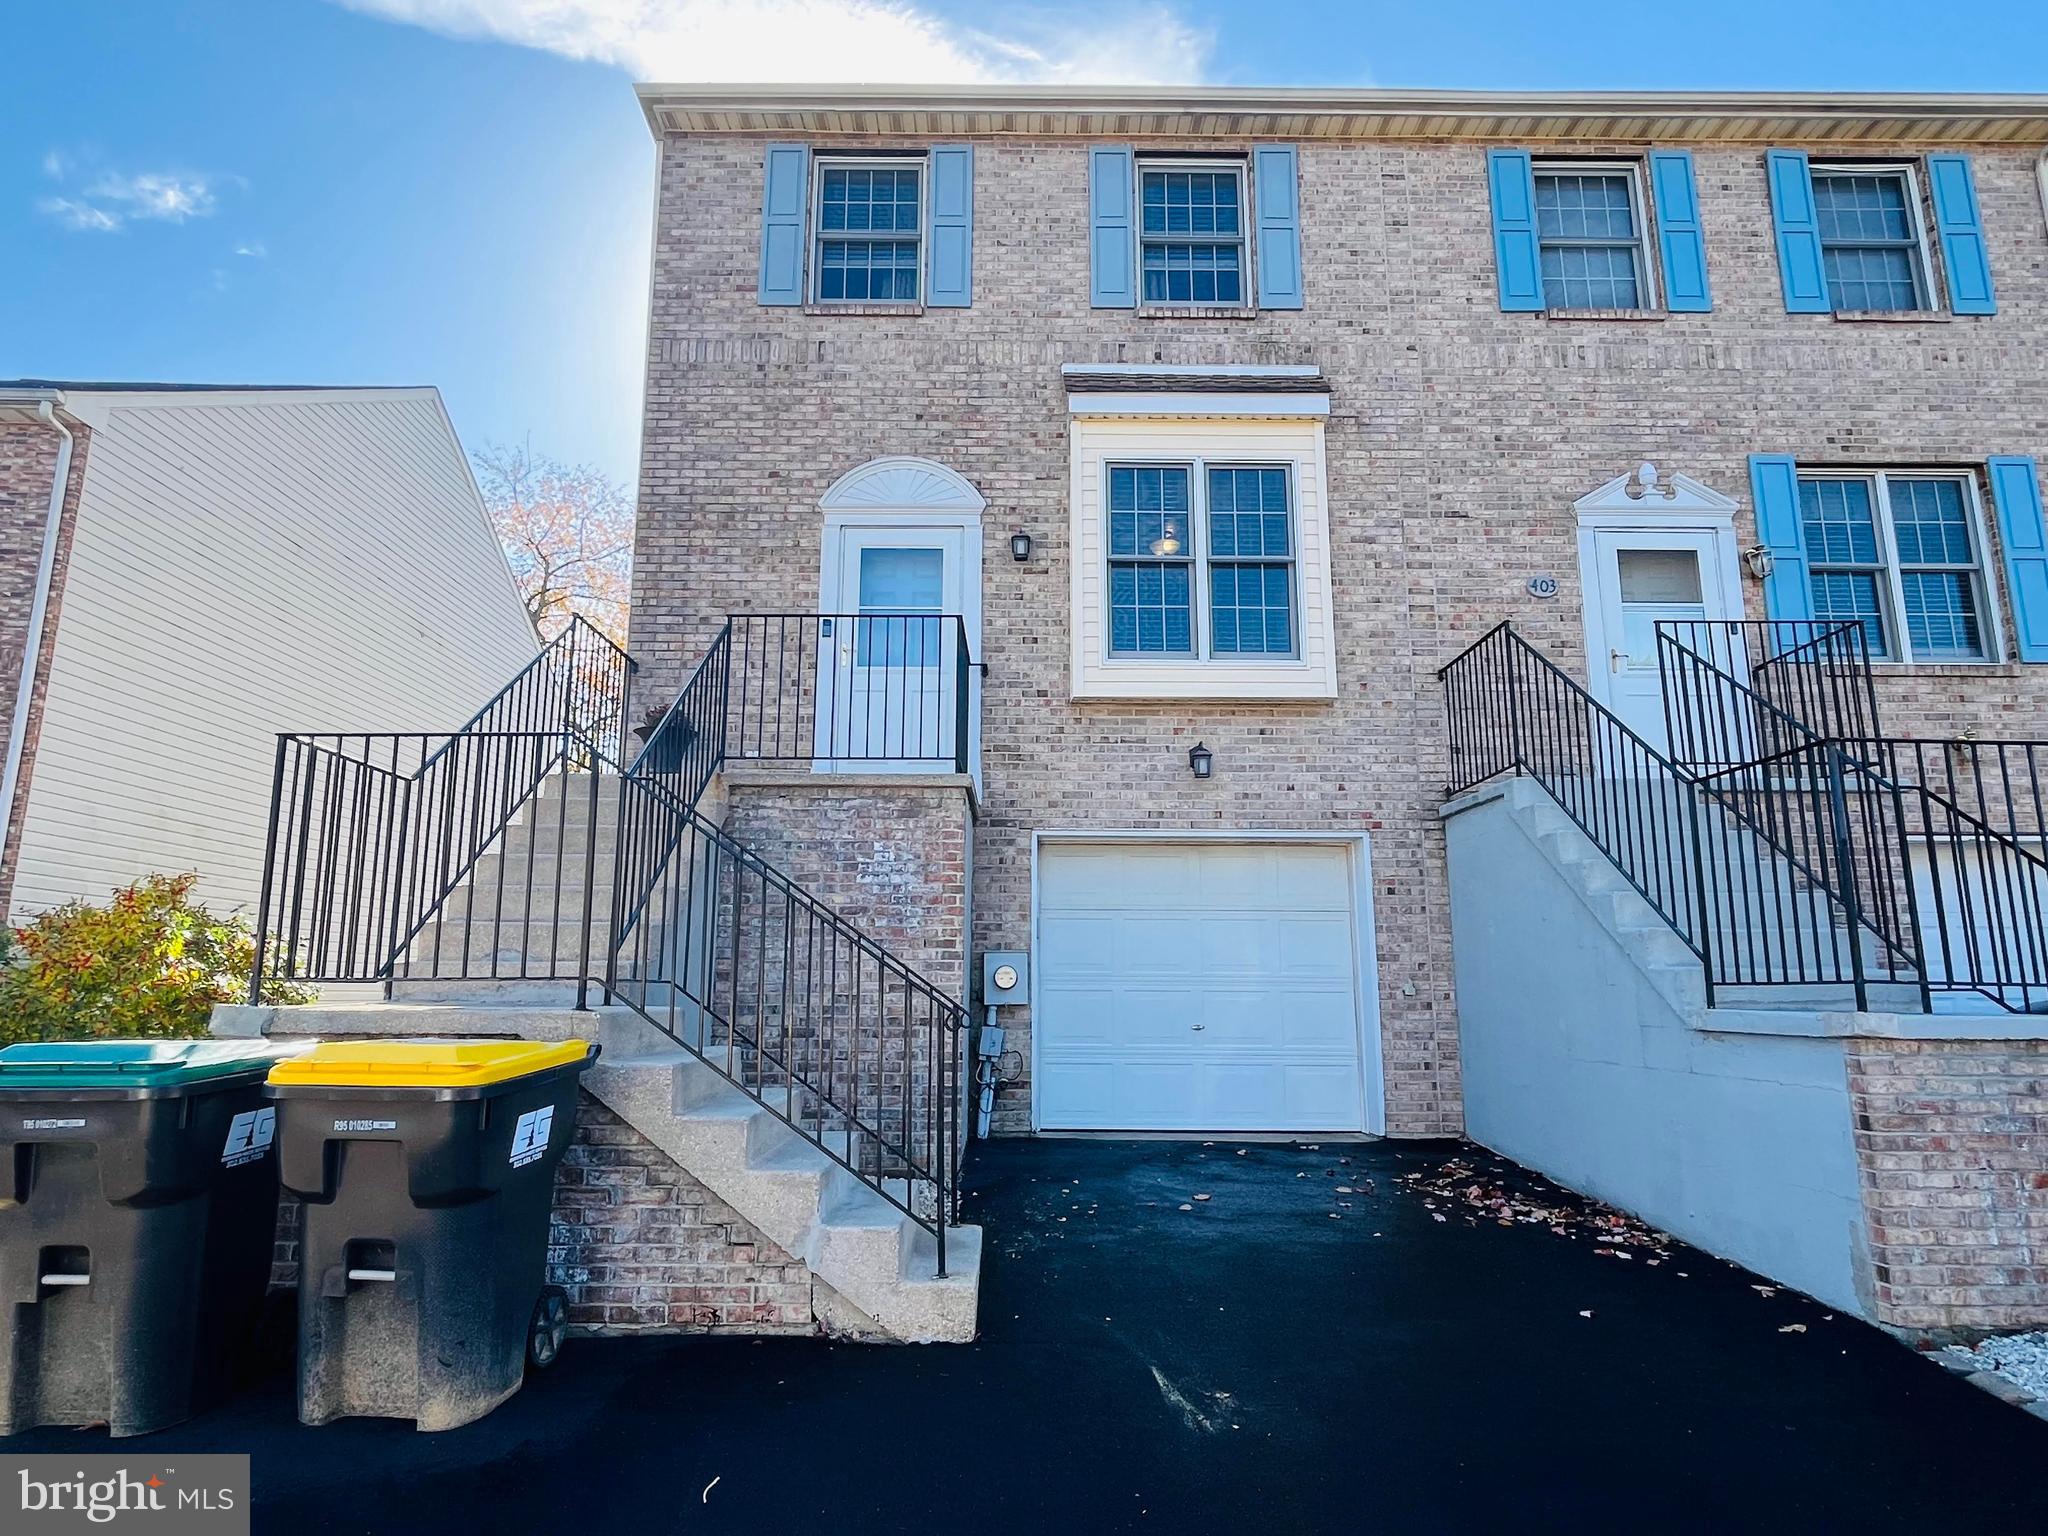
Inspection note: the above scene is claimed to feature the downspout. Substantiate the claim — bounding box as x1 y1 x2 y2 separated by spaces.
0 398 74 902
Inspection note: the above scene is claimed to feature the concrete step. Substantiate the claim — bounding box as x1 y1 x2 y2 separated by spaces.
585 1050 977 1342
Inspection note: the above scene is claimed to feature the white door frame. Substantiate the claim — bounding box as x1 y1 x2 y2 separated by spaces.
1027 829 1386 1136
1573 473 1746 734
815 457 986 783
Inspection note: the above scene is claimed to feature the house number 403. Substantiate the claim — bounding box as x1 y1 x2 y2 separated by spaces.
1526 575 1560 599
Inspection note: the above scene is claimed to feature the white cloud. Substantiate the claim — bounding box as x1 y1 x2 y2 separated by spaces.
235 240 268 258
329 0 1211 84
35 167 223 233
90 172 219 222
39 197 122 232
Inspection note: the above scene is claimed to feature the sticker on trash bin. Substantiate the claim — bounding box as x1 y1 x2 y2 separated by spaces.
221 1107 276 1167
22 1117 85 1131
509 1105 555 1167
333 1118 398 1133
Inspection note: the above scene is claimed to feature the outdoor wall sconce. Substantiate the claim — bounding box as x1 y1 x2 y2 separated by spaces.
1010 531 1033 562
1743 544 1776 581
1188 742 1214 780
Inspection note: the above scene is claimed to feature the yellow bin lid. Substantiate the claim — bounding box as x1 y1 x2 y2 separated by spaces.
267 1038 592 1089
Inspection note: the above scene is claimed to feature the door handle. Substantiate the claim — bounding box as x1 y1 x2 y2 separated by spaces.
1610 648 1629 673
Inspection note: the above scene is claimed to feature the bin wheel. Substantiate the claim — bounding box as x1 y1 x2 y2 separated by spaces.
527 1286 570 1371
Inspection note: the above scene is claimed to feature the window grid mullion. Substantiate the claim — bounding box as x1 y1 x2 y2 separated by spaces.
1871 473 1917 664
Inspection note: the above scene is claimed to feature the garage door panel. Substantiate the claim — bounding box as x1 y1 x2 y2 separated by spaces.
1116 914 1196 973
1040 914 1115 973
1278 989 1359 1048
1037 842 1369 1132
1277 914 1356 977
1194 914 1281 973
1113 987 1204 1043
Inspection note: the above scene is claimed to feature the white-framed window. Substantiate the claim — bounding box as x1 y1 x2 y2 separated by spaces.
1137 159 1249 307
1532 160 1655 310
1105 460 1298 660
811 155 924 304
1799 469 2000 662
1809 162 1936 313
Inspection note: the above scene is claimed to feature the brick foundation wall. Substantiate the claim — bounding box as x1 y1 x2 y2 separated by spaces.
633 132 2048 1138
0 413 88 915
1846 1038 2048 1331
269 1092 821 1336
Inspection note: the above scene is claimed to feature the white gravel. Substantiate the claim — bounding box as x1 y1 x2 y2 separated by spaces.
1942 1333 2048 1399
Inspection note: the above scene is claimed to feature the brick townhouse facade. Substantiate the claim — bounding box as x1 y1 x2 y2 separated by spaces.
626 87 2048 1149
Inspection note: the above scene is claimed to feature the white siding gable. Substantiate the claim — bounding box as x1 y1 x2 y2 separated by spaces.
8 388 538 919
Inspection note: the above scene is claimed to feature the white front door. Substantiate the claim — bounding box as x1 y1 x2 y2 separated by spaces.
1035 842 1370 1132
817 526 965 769
1585 528 1737 756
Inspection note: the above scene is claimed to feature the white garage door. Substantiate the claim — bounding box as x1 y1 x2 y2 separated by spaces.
1035 842 1368 1131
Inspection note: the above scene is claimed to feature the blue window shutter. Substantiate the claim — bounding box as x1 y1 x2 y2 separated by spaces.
1089 146 1136 309
1252 144 1303 310
758 142 808 306
1766 149 1829 313
1750 454 1816 621
1649 150 1712 313
1928 154 1996 316
926 144 973 307
1486 148 1543 311
1988 457 2048 662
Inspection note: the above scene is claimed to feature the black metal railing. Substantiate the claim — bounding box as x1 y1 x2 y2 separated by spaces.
1880 738 2048 1012
1442 621 1925 1010
249 611 973 1265
1655 619 1884 766
1655 626 1926 1004
724 613 976 772
607 797 964 1266
600 612 973 1270
249 618 633 997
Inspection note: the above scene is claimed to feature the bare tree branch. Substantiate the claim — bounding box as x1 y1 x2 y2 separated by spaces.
475 440 634 644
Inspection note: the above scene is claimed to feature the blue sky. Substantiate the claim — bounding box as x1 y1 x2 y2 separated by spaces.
7 0 2048 487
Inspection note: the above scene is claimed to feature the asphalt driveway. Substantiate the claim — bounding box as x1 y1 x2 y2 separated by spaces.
11 1137 2041 1532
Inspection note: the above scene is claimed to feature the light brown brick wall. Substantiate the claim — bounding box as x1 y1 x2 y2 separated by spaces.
271 1093 821 1335
550 1094 816 1333
0 413 88 912
633 132 2048 1138
1847 1038 2048 1331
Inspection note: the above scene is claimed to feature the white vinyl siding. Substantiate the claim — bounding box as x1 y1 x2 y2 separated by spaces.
8 389 537 920
1068 413 1337 701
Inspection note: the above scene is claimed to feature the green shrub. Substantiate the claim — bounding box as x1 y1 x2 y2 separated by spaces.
0 873 315 1045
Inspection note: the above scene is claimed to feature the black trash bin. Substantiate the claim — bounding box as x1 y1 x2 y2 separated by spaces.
0 1039 308 1437
267 1038 597 1431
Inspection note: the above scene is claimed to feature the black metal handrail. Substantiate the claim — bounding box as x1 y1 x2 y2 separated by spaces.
600 613 969 1271
1441 621 1927 1010
248 611 971 1268
1655 627 1927 1003
724 612 976 772
249 618 634 998
1878 737 2048 1012
1655 619 1885 766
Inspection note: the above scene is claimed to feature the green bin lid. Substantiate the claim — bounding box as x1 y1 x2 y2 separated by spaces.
0 1039 312 1090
